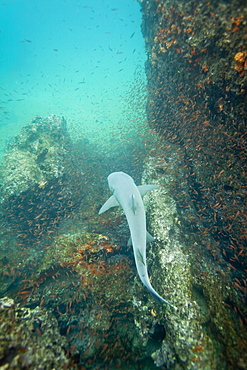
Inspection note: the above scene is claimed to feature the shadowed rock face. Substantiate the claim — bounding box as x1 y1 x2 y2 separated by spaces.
0 297 75 369
0 115 85 242
138 0 247 368
140 0 247 273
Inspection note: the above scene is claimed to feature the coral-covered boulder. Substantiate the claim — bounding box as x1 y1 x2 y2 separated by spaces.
0 115 85 242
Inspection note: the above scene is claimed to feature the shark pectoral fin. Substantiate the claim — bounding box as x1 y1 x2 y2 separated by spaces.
127 236 132 246
98 195 119 214
146 231 155 243
138 184 159 197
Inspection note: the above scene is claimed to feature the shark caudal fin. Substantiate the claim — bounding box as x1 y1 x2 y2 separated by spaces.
150 290 178 310
141 277 178 310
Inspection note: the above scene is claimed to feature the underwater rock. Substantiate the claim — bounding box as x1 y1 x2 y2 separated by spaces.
0 296 75 369
140 0 247 276
138 154 247 369
151 341 175 368
15 231 151 367
141 158 216 369
139 0 247 367
0 115 85 242
0 115 68 198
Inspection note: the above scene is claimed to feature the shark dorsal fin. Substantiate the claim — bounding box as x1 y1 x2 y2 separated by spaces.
131 194 136 214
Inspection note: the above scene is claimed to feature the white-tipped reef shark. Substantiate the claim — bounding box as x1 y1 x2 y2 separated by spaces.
99 171 177 310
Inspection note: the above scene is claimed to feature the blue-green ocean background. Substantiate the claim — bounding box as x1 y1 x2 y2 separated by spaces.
0 0 147 159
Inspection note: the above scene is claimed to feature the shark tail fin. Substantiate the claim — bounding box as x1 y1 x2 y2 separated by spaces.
149 291 178 311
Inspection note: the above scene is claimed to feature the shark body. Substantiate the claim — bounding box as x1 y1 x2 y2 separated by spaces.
99 171 177 310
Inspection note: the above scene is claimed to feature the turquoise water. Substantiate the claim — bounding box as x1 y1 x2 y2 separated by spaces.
0 2 160 367
0 0 147 157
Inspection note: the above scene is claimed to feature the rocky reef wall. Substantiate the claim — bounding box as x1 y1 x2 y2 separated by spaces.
139 0 247 368
140 0 247 269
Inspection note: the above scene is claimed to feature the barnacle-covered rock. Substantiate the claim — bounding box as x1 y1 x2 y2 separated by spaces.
0 296 75 369
137 155 247 369
17 230 159 368
141 159 217 368
32 231 134 307
140 0 247 278
0 115 68 198
0 115 85 242
139 0 247 366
